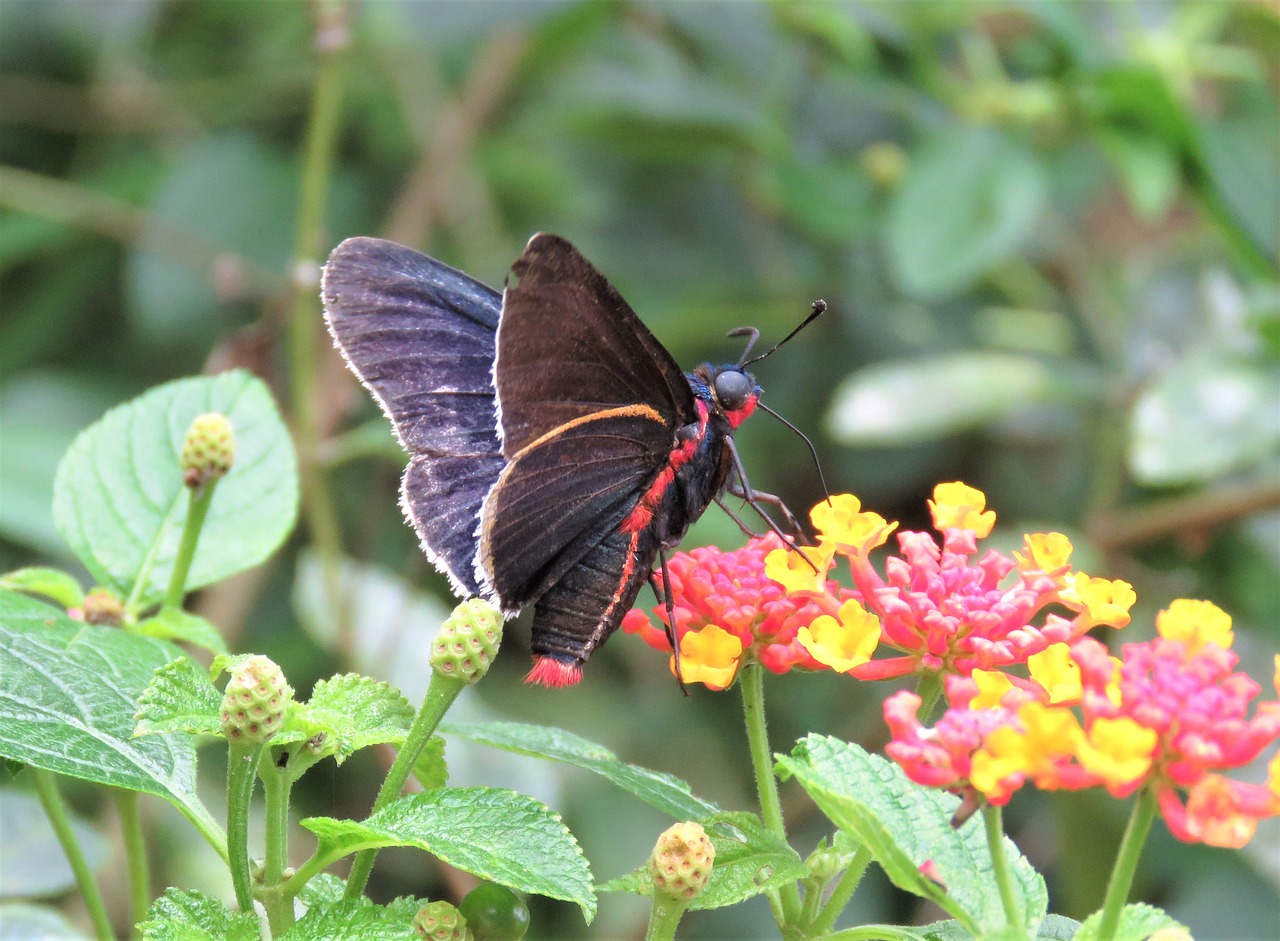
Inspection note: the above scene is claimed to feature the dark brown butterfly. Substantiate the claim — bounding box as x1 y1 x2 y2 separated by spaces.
322 234 820 686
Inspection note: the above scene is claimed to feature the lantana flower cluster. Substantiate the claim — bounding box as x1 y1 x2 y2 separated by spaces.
622 482 1280 847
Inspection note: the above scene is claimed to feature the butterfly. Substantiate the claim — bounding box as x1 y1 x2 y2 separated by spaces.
322 233 821 686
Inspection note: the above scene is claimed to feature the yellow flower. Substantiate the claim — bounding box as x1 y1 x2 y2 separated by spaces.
928 482 996 538
1076 717 1157 787
1015 532 1074 578
1155 599 1233 653
1061 573 1136 629
764 544 833 595
970 702 1084 798
810 493 897 553
797 600 880 672
1028 644 1082 704
672 625 743 691
970 669 1015 709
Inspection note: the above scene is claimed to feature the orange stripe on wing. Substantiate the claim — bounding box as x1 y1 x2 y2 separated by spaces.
505 403 668 464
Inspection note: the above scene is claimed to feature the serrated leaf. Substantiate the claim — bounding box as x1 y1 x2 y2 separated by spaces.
133 656 223 738
1073 903 1185 941
1129 352 1280 484
777 735 1046 937
598 812 806 912
0 591 218 838
887 127 1047 299
134 606 228 655
0 788 109 897
138 888 258 941
412 736 448 790
441 721 719 820
302 674 414 765
52 370 298 608
281 895 421 941
301 787 595 921
826 352 1070 446
0 567 83 608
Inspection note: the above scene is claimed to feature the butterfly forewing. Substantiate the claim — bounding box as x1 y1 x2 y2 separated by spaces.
479 234 696 614
322 237 505 596
494 233 698 454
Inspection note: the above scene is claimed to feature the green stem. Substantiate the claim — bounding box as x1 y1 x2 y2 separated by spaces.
164 480 218 610
809 845 872 936
226 744 264 913
824 926 930 941
644 892 689 941
914 671 945 723
343 671 468 900
983 803 1024 938
114 789 150 932
259 763 295 935
1096 786 1158 940
288 0 352 657
739 662 801 928
33 770 114 940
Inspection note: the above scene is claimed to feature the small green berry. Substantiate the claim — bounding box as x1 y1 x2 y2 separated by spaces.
413 900 472 941
459 883 530 941
180 412 235 488
82 588 124 626
429 599 503 684
649 821 715 902
219 655 291 745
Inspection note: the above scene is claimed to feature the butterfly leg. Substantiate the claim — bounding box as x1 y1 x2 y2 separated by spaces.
712 494 767 539
650 548 688 695
722 437 819 573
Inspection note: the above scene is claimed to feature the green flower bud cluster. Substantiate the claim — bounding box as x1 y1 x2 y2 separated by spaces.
430 599 503 684
82 588 124 626
649 821 715 902
413 900 472 941
180 412 235 488
219 655 291 745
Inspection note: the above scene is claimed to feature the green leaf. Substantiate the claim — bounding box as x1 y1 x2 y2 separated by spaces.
826 352 1073 445
301 787 595 921
1097 128 1179 221
777 735 1047 937
1129 352 1280 484
301 674 414 765
921 913 1080 941
138 888 258 941
133 656 223 738
281 895 421 941
412 735 448 791
0 591 217 837
887 127 1046 299
52 370 298 608
598 812 807 912
1072 903 1186 941
134 606 228 655
0 567 83 608
1199 113 1280 264
441 721 719 820
0 787 109 896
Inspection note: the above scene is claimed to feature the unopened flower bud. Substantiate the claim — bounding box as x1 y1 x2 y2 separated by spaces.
220 655 291 745
181 412 235 488
430 599 503 684
649 821 715 902
82 588 124 626
413 900 472 941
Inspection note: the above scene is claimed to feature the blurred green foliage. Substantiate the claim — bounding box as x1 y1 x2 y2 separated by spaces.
1 1 1277 937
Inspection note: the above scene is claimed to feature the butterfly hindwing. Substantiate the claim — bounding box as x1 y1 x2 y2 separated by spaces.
322 237 504 597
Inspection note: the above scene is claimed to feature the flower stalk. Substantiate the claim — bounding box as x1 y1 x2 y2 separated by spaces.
1097 787 1158 939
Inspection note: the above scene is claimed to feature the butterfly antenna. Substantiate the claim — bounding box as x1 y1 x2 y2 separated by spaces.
742 299 827 367
756 401 832 504
727 326 760 366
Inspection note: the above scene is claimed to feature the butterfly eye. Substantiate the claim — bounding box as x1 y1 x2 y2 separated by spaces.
714 369 754 411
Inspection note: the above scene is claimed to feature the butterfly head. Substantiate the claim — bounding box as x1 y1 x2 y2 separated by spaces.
693 363 760 429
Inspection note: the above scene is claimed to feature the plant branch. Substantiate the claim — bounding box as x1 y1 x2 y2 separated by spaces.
33 769 114 940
